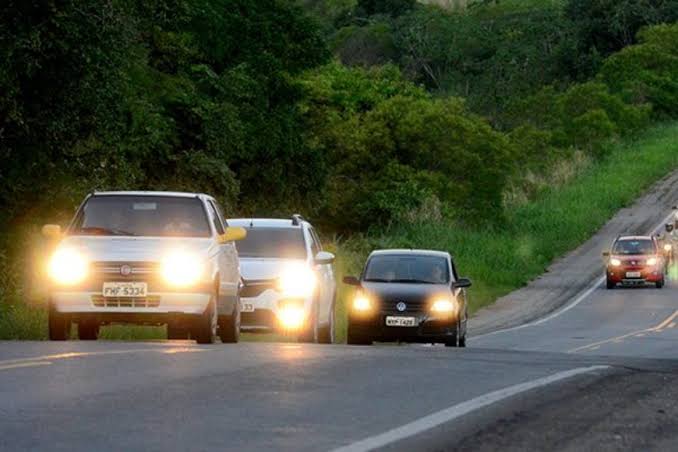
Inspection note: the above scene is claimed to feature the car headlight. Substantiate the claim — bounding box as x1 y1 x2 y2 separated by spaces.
48 248 88 285
352 295 372 312
161 251 204 287
646 257 658 266
664 244 672 252
431 298 457 314
610 258 622 267
278 264 316 298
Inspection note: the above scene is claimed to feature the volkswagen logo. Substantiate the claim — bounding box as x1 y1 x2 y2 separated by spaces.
120 265 132 276
631 261 637 266
396 302 407 312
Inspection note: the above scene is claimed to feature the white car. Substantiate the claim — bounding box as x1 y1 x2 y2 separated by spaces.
227 216 336 343
42 191 246 344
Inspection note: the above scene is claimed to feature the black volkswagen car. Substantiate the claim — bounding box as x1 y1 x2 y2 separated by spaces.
343 249 471 347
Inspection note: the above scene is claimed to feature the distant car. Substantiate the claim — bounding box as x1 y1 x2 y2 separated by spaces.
42 191 247 343
227 215 337 343
343 249 470 347
604 235 665 289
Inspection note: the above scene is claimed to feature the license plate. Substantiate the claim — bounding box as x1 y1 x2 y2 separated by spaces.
241 302 255 312
103 282 147 297
626 271 641 278
385 316 416 327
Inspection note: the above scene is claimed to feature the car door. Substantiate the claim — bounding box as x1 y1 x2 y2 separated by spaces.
206 200 238 314
309 227 334 325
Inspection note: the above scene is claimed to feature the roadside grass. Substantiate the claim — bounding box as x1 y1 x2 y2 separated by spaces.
1 122 677 342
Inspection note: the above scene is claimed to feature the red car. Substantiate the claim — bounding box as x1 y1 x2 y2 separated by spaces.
604 235 665 289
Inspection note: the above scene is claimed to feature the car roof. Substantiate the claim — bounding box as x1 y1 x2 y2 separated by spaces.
369 249 450 258
92 191 208 199
617 235 654 241
227 218 303 228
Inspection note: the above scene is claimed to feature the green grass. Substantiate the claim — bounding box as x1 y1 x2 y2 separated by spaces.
1 122 677 342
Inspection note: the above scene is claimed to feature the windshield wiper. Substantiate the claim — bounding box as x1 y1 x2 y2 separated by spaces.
78 227 137 236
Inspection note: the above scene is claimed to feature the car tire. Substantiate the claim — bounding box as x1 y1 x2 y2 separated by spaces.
606 278 615 290
218 301 240 344
48 305 71 341
458 336 466 348
444 337 458 347
194 295 217 345
167 325 190 340
318 294 335 344
78 322 100 340
656 278 665 289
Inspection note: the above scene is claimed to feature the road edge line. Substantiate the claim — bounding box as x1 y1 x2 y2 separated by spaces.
330 365 610 452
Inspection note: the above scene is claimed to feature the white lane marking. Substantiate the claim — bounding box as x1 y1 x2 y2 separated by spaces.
0 361 52 371
0 347 208 367
474 209 678 340
331 365 610 452
569 309 678 353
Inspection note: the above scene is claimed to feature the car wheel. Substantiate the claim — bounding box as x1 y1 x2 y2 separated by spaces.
78 322 100 340
218 301 240 344
458 336 466 348
299 301 319 344
194 295 217 344
318 294 335 344
167 325 190 340
444 337 458 347
606 278 615 289
48 305 71 341
656 278 665 289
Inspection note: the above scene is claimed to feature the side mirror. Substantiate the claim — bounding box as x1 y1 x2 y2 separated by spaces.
453 278 472 289
314 251 335 265
672 206 677 210
602 251 610 257
42 224 62 239
343 276 360 286
218 226 247 244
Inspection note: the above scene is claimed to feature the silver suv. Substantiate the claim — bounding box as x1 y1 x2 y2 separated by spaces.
42 191 246 344
227 216 336 343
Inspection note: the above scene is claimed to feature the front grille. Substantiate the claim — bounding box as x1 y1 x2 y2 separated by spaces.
92 261 159 276
91 295 161 308
381 299 428 314
240 280 277 298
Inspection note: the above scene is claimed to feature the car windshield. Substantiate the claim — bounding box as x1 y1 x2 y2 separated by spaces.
235 228 307 259
364 255 450 284
70 195 211 238
612 239 655 255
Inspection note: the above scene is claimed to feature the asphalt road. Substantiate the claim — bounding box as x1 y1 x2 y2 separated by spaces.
3 191 678 451
2 274 678 452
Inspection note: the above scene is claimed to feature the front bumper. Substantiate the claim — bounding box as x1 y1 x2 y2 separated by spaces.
348 312 459 342
50 291 210 316
240 288 312 332
607 267 663 285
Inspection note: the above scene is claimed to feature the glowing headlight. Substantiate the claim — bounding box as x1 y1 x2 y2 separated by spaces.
352 295 372 312
664 244 673 252
610 258 622 267
431 298 457 313
161 251 204 287
278 303 305 330
278 264 316 298
646 257 658 266
48 248 88 285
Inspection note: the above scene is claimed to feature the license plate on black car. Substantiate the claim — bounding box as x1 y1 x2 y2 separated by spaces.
385 316 416 327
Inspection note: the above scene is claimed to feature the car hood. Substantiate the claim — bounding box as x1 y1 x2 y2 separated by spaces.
57 236 213 262
360 281 451 302
239 258 307 281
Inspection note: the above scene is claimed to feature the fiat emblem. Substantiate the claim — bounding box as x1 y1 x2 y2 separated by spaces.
120 265 132 276
396 302 407 312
